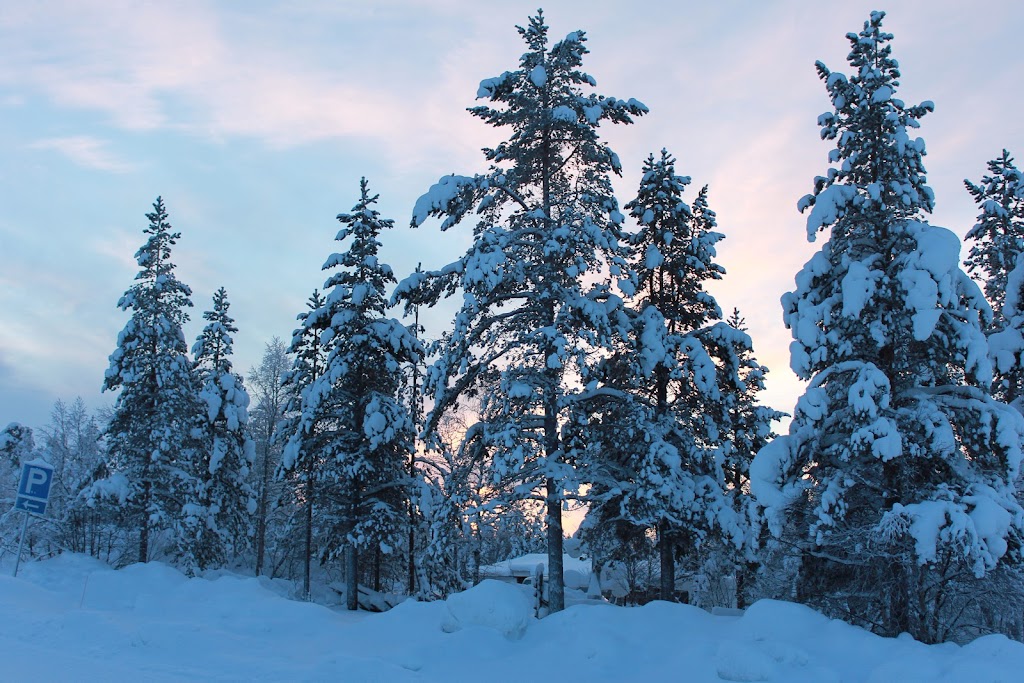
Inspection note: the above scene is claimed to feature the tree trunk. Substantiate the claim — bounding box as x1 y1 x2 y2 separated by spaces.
408 304 420 596
655 352 673 603
546 477 565 613
472 509 482 585
540 295 566 614
138 479 151 563
887 557 911 637
303 472 313 601
407 508 416 595
883 454 910 637
346 542 359 611
255 438 271 576
736 562 757 609
373 544 382 593
538 71 565 616
658 522 675 602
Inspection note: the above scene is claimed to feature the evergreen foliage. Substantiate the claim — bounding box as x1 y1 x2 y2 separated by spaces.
583 151 780 602
278 289 328 599
281 179 421 609
395 10 646 613
180 287 256 573
0 422 34 469
100 197 201 564
993 258 1024 412
1 423 35 556
964 152 1024 406
718 310 787 607
751 12 1024 642
964 151 1024 323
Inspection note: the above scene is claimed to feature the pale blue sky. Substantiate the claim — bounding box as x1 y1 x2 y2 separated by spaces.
1 0 1021 429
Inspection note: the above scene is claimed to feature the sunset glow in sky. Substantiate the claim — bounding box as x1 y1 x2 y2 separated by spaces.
1 0 1022 429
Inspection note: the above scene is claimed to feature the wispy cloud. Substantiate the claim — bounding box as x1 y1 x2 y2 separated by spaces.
29 136 137 173
0 1 477 163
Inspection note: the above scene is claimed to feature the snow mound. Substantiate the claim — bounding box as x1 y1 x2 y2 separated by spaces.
715 639 775 681
4 555 1024 681
441 579 535 639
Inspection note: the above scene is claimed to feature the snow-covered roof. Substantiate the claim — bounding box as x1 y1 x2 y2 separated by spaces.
479 553 592 578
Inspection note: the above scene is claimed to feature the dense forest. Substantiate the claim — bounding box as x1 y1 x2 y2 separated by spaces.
3 10 1023 646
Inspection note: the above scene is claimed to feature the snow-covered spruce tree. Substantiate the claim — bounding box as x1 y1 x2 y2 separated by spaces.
394 11 645 614
100 197 201 564
718 310 786 607
281 179 421 610
0 422 34 469
397 292 425 595
1 423 35 551
750 12 1024 642
964 151 1024 406
179 287 256 573
994 258 1024 414
582 150 777 603
964 151 1024 325
278 289 327 598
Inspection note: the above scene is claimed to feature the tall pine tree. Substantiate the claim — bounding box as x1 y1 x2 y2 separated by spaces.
717 309 786 607
180 287 256 573
751 13 1024 641
101 197 200 563
278 290 328 600
992 258 1024 413
583 151 778 602
281 179 421 610
964 150 1024 324
395 11 646 613
964 151 1024 406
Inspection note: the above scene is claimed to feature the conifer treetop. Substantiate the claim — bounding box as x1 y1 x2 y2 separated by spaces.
281 181 421 472
397 11 648 440
128 196 193 304
193 287 238 378
798 11 935 242
470 11 647 168
625 149 725 327
104 196 194 394
964 150 1024 317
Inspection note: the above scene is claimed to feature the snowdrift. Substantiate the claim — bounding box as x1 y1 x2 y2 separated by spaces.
1 554 1021 681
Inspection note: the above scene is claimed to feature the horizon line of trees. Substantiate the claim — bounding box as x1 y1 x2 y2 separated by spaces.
4 9 1024 645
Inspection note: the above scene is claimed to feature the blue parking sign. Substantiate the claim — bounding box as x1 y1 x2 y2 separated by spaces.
15 461 54 516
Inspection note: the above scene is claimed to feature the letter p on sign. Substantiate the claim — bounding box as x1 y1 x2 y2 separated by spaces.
26 468 48 495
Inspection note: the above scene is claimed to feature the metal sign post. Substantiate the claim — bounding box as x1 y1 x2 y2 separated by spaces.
13 460 54 577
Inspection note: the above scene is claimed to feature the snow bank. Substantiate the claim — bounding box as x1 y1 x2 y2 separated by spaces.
441 579 534 639
2 554 1024 682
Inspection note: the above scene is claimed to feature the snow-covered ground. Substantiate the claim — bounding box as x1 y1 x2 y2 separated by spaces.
2 554 1022 682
